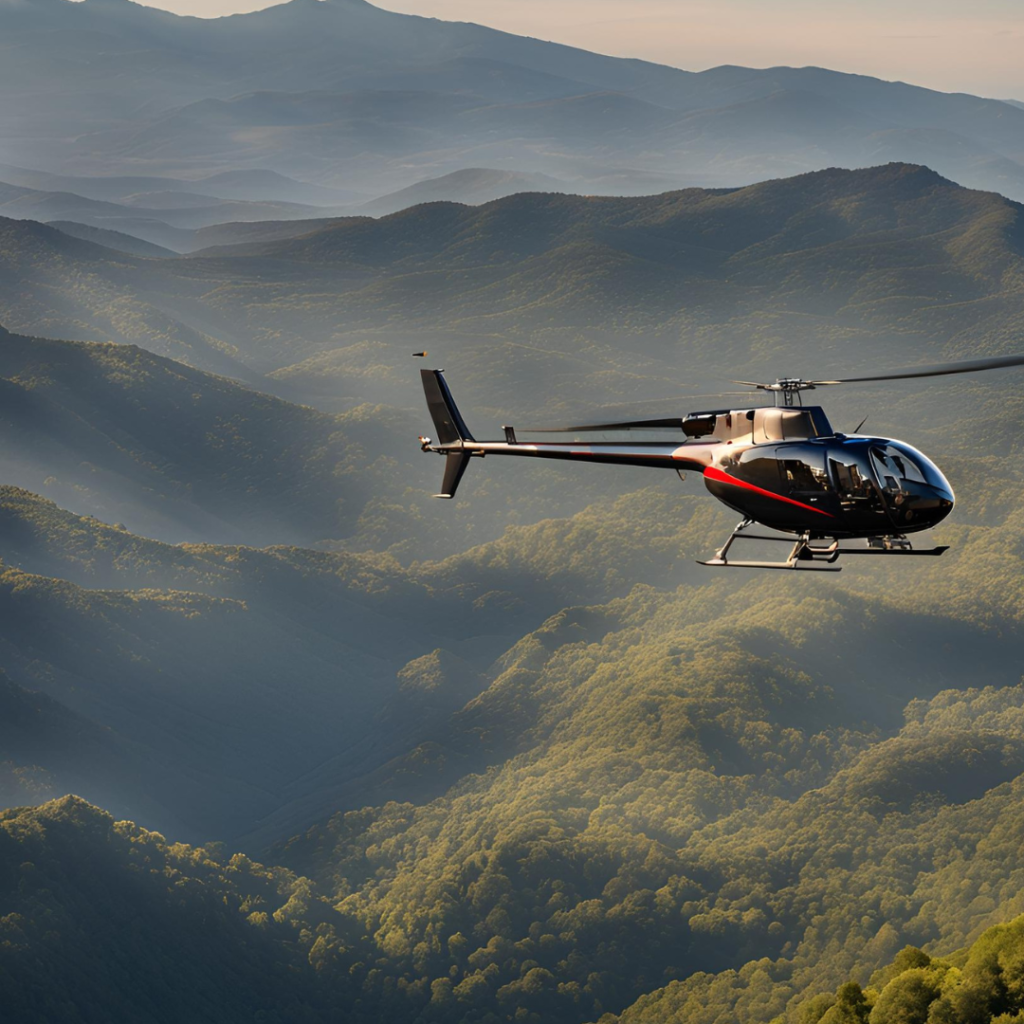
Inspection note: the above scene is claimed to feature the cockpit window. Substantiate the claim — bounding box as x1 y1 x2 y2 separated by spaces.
831 456 884 512
870 449 898 491
871 445 928 487
889 452 927 484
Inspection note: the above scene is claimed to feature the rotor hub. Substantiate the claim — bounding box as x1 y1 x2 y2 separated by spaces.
744 378 823 406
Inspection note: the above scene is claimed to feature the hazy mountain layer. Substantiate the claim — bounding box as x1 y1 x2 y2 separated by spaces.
45 220 178 257
3 165 1024 427
4 0 1024 204
0 163 361 206
358 168 568 217
0 175 341 251
0 326 426 545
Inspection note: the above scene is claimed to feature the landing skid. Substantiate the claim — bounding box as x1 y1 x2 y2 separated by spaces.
698 520 949 572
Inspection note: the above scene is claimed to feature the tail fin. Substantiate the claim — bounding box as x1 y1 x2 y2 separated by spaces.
420 369 475 500
421 369 475 445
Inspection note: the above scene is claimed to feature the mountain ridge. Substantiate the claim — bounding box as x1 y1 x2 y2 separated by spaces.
4 163 1024 438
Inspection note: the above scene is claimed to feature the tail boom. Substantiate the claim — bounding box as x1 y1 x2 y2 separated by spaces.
419 369 710 499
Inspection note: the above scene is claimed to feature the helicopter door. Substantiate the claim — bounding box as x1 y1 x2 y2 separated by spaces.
778 450 830 512
829 457 884 514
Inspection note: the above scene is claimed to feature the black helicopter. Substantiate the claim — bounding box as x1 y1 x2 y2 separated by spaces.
418 354 1024 571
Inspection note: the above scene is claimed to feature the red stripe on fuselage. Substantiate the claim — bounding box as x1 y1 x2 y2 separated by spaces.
704 465 834 517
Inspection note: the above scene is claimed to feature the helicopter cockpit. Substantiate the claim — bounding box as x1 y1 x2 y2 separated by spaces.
867 442 954 526
826 438 954 530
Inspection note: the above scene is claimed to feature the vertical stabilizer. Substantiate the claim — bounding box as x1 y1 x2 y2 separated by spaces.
420 369 476 499
420 369 475 445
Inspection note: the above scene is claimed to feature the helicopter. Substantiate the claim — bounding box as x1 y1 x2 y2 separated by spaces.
417 354 1024 571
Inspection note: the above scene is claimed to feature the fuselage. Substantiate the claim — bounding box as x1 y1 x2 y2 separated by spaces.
459 432 955 538
703 434 955 537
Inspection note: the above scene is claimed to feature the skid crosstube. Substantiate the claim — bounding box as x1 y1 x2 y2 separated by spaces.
698 558 842 572
699 520 949 572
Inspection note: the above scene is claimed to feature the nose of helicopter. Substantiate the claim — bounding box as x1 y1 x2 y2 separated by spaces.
889 484 955 530
867 441 955 533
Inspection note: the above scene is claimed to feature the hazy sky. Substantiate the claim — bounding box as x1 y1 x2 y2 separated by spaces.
118 0 1024 98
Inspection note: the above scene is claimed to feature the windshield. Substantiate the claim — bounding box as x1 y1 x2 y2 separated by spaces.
869 443 949 492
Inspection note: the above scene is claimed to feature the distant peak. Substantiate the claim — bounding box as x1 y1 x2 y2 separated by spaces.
874 162 951 185
263 0 376 9
76 0 166 15
222 0 380 20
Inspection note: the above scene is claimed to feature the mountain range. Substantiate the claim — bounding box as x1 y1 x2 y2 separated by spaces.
0 163 1021 425
2 163 1024 558
3 0 1024 214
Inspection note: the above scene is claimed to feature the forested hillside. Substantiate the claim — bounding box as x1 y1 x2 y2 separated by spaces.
0 798 338 1024
10 680 1024 1024
0 326 432 545
272 682 1024 1024
3 165 1024 1023
0 483 568 841
621 913 1024 1024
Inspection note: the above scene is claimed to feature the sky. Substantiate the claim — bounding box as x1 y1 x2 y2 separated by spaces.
116 0 1024 98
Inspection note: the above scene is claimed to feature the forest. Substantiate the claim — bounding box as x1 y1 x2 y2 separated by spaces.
9 675 1024 1023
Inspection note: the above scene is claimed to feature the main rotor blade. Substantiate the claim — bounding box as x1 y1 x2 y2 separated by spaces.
522 416 687 433
819 352 1024 385
521 394 759 433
